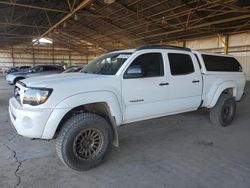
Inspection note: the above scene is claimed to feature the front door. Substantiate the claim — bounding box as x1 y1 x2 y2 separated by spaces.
122 52 170 123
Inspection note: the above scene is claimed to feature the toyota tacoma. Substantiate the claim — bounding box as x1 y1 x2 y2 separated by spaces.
9 45 246 171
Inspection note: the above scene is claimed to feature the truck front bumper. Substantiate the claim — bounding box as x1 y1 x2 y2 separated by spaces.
9 97 53 138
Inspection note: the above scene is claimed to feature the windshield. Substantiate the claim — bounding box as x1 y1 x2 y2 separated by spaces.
82 52 132 75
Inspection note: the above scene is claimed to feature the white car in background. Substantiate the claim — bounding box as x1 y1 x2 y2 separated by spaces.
6 65 64 84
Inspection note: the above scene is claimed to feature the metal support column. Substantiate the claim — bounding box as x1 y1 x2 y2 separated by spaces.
11 46 15 67
224 35 229 54
183 40 186 48
52 42 55 64
68 34 71 66
32 45 35 65
69 51 72 66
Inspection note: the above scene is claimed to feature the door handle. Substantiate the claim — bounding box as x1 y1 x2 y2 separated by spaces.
192 80 200 83
159 82 169 86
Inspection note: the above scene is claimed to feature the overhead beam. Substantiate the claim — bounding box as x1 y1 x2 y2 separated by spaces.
39 0 92 39
0 21 49 29
86 0 144 29
0 1 68 13
51 31 103 55
0 32 36 37
204 0 250 13
134 7 239 38
115 1 180 35
143 29 227 44
182 0 219 32
79 12 132 21
90 0 213 40
72 13 140 46
134 13 250 41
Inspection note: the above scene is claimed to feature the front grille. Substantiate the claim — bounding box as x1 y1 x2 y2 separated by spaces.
14 86 21 103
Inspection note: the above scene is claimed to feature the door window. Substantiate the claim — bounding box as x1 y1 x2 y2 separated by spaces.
31 66 43 73
125 53 164 78
43 66 59 71
168 53 194 75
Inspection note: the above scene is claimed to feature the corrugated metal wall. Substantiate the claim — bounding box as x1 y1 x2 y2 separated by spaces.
0 45 97 68
0 32 250 80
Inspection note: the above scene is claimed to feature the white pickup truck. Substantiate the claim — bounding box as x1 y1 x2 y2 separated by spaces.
9 45 246 171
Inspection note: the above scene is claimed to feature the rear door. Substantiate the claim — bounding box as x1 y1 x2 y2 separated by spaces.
166 51 202 113
122 51 170 123
43 66 60 75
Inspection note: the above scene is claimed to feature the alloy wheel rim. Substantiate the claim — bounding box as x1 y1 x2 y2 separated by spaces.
222 102 233 123
73 128 104 160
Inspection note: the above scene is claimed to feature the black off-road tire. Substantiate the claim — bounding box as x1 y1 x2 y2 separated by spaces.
56 113 113 171
209 94 236 127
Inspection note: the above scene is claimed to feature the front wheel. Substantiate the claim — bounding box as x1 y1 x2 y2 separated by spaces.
209 94 236 127
56 113 113 171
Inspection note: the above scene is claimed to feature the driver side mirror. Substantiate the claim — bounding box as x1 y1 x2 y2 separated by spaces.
124 65 144 79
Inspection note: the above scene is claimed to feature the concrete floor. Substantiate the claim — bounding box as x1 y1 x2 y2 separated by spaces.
0 77 250 188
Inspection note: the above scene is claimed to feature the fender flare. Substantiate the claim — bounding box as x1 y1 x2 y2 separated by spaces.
41 90 123 147
14 76 26 83
208 81 236 108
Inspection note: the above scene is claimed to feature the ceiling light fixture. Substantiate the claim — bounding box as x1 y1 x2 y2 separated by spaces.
32 37 53 44
104 0 116 4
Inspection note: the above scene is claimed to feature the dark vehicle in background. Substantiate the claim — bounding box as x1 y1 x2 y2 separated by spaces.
63 66 83 73
3 66 31 76
18 66 31 70
3 67 18 76
6 65 64 84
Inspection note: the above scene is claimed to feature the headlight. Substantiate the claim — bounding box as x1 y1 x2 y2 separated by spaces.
6 74 13 79
22 88 53 106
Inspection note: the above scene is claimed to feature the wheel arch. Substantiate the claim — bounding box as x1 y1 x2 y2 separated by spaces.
14 76 25 84
42 91 122 147
208 81 237 108
54 102 119 147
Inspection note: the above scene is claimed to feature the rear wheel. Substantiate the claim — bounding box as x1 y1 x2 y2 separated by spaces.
56 113 113 171
209 94 236 127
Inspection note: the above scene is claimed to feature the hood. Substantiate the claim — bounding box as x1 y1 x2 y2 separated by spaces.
8 70 29 75
21 73 108 88
17 72 121 109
